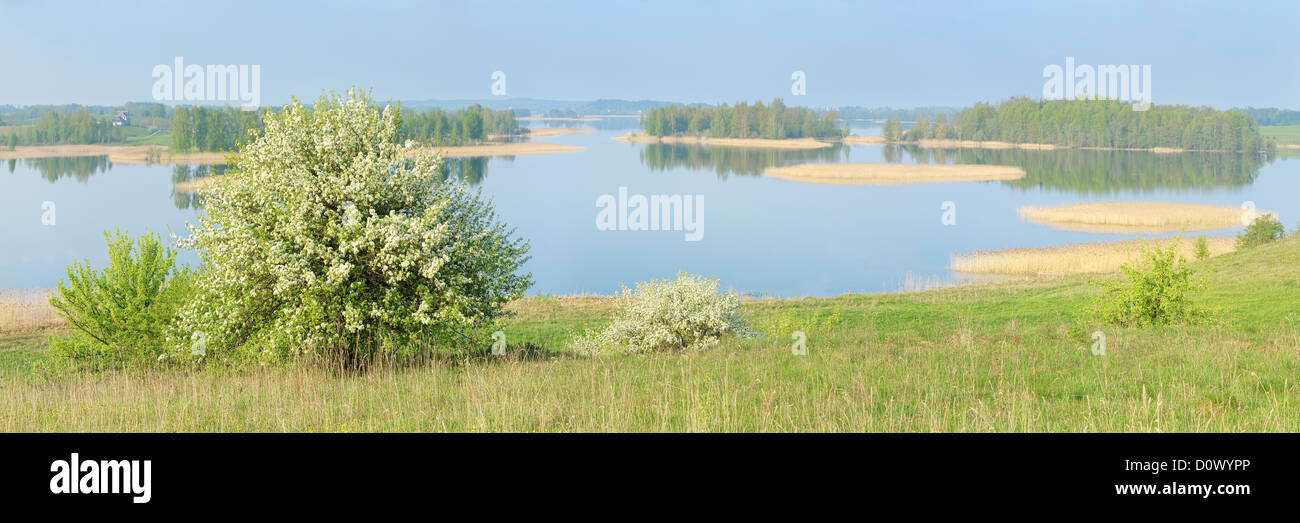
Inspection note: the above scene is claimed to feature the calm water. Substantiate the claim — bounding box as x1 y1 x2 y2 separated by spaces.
3 122 1298 297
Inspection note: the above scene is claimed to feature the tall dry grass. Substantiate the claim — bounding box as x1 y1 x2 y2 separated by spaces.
1018 201 1261 233
0 290 64 333
950 236 1235 276
764 162 1025 185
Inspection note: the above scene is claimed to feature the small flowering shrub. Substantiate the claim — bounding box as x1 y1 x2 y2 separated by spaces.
574 272 749 353
173 89 531 363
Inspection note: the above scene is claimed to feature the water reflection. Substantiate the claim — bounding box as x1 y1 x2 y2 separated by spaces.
162 158 493 211
439 156 491 185
639 143 851 179
170 164 229 209
886 145 1270 195
17 156 113 182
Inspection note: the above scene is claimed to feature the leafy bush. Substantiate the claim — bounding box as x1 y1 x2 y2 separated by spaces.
174 89 531 364
1091 236 1210 327
1193 235 1210 260
574 272 749 353
42 230 193 371
1236 214 1285 249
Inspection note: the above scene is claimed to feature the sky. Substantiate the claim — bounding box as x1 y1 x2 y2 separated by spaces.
1 0 1297 109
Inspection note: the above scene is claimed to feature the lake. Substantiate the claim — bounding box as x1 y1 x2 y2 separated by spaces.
3 121 1297 297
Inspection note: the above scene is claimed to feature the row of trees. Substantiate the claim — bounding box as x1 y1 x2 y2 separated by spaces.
397 105 520 145
9 109 126 145
641 99 847 139
885 98 1272 151
171 106 267 152
171 104 522 151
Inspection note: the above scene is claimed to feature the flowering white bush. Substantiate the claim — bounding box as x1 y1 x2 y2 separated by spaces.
574 272 749 353
173 89 531 362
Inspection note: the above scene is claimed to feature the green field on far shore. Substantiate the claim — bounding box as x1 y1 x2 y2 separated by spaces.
1262 124 1300 145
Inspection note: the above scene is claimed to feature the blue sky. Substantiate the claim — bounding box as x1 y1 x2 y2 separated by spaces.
1 0 1296 109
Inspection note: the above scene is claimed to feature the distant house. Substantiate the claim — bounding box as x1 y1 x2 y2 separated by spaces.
113 111 129 127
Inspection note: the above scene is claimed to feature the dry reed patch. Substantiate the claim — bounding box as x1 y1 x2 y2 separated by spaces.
950 236 1235 276
172 175 227 193
0 144 152 160
519 128 594 139
613 132 833 150
912 139 1060 150
1017 201 1262 234
0 290 63 333
109 148 230 165
764 162 1025 185
0 145 232 165
843 135 886 145
415 142 585 158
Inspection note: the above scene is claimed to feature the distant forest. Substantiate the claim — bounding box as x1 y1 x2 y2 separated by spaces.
641 99 847 139
837 106 959 122
882 98 1273 152
1234 107 1300 126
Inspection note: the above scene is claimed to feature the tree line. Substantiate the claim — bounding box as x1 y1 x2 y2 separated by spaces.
882 97 1273 152
396 105 520 145
171 106 267 152
641 99 847 139
7 109 126 146
1234 107 1300 127
169 104 522 151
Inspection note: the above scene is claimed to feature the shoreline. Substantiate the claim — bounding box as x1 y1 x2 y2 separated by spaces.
851 136 1273 154
0 145 231 165
764 162 1026 185
613 132 833 150
0 139 587 165
419 142 585 158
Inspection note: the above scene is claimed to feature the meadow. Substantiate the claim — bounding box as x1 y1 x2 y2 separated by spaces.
3 234 1296 432
1261 124 1300 145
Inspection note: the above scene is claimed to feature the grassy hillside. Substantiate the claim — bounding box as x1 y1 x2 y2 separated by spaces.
2 236 1297 432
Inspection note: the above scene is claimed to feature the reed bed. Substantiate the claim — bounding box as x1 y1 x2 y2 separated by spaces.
764 162 1025 185
1018 201 1260 234
950 235 1235 276
613 132 833 150
0 290 63 333
415 142 585 158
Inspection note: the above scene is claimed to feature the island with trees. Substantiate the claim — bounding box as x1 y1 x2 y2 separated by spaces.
620 99 848 149
879 97 1274 153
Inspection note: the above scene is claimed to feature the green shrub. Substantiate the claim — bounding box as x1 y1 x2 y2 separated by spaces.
1193 235 1210 260
1091 236 1211 327
1236 214 1285 249
42 229 194 372
574 272 749 353
174 89 531 364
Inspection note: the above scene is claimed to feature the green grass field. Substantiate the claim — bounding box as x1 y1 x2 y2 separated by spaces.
1261 124 1300 145
2 236 1298 432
